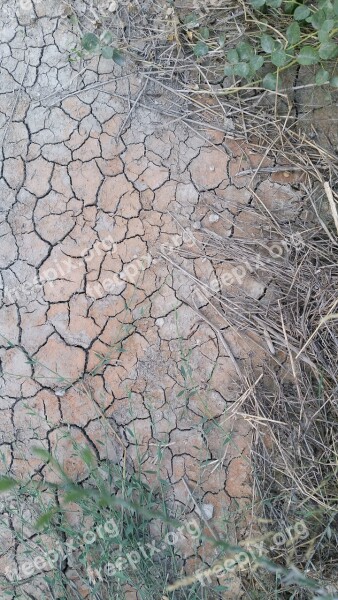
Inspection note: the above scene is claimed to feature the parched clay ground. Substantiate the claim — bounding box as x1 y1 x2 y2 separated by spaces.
0 1 305 597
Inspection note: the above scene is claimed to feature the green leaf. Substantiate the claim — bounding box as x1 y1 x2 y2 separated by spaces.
321 0 335 16
101 46 114 59
318 41 338 59
199 26 210 40
261 33 276 53
0 477 17 492
310 8 327 29
224 63 235 76
271 48 287 66
250 0 266 7
101 46 125 66
234 62 251 77
227 48 239 64
286 46 295 58
112 49 125 66
286 21 301 44
315 68 330 84
193 41 209 57
294 5 311 20
267 0 282 7
100 31 113 45
318 19 335 42
330 75 338 86
68 14 78 25
80 447 96 466
35 509 57 530
237 42 254 60
65 488 89 503
81 32 100 52
184 13 199 28
218 34 226 47
250 54 264 71
33 447 53 462
258 18 269 31
334 0 338 15
262 72 278 90
284 1 298 14
297 46 320 65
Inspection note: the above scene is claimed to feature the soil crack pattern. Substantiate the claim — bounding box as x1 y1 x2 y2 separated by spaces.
0 2 307 598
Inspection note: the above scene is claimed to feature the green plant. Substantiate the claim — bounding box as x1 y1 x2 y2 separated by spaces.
70 30 125 65
183 2 338 89
224 0 338 89
1 453 334 600
0 444 205 599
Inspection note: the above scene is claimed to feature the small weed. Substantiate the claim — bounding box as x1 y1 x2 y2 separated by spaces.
0 447 332 600
0 443 205 599
70 30 125 65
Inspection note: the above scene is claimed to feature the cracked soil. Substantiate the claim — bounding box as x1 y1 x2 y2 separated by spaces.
0 1 310 597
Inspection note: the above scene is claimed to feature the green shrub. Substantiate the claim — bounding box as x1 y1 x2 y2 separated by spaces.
70 30 125 65
185 1 338 90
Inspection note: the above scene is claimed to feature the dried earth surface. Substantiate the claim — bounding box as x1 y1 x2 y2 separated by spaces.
0 1 307 598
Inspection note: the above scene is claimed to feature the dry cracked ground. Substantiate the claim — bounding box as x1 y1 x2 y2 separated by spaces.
0 1 305 597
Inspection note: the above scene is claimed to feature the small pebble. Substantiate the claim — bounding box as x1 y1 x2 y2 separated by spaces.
209 166 215 172
109 0 118 12
197 503 214 521
209 213 219 223
224 117 235 132
156 318 164 327
202 504 214 520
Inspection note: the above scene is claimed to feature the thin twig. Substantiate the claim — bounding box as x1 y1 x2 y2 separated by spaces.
182 477 218 540
116 79 149 138
324 181 338 235
1 61 29 146
236 165 311 177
